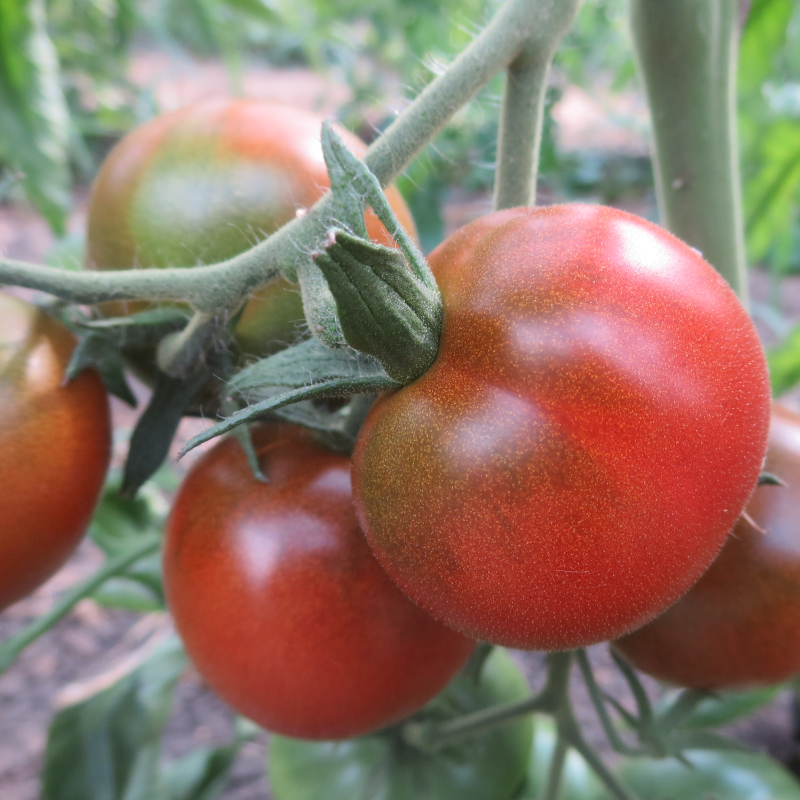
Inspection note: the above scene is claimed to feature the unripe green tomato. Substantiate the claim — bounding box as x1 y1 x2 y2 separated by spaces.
0 293 111 611
85 98 418 358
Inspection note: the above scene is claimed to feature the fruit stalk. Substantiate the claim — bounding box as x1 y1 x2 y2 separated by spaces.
630 0 748 304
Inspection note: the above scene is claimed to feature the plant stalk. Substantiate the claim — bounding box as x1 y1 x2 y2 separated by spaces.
494 0 582 209
629 0 748 306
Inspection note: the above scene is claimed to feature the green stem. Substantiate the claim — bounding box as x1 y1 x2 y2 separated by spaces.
555 690 638 800
494 0 582 209
0 537 161 675
576 649 645 756
403 650 571 750
629 0 748 306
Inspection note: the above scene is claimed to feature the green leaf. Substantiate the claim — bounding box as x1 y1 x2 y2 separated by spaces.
221 0 280 22
744 120 800 263
614 749 800 800
0 0 71 233
658 686 783 730
739 0 794 97
42 637 187 800
768 322 800 395
67 332 138 406
268 648 533 800
156 744 239 800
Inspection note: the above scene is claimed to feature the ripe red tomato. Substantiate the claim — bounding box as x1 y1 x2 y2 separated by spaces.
163 424 474 740
0 293 111 611
85 98 418 357
614 403 800 689
352 205 771 651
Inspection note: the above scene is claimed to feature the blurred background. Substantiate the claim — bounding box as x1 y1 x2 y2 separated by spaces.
1 0 800 797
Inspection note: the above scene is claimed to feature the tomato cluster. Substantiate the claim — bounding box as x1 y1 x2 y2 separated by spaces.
1 99 783 748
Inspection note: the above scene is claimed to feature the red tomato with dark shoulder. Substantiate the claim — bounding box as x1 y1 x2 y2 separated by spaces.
85 99 418 358
615 403 800 689
0 293 111 611
163 424 474 740
352 205 771 651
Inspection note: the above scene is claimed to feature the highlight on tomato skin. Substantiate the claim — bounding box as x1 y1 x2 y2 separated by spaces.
84 98 418 359
0 293 111 612
614 402 800 690
163 424 475 741
351 204 772 653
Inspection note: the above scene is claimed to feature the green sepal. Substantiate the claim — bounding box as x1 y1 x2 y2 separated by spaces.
62 307 192 406
67 332 138 406
321 122 437 291
122 367 213 497
180 339 398 455
313 228 442 383
758 471 786 486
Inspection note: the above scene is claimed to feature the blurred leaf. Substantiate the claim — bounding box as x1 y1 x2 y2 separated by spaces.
89 479 169 609
745 120 800 262
42 637 187 800
658 686 783 730
222 0 279 22
739 0 793 97
156 745 239 800
0 0 71 233
613 749 800 800
768 323 800 395
269 648 533 800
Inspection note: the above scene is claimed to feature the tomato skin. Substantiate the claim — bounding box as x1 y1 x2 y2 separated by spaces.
85 99 417 357
163 424 474 740
614 403 800 689
352 204 770 651
0 294 111 611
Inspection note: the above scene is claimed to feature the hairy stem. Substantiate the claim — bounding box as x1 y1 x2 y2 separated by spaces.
629 0 748 305
494 0 582 209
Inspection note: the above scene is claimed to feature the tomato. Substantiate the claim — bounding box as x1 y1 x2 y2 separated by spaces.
614 403 800 689
351 204 771 651
0 293 111 611
163 424 474 740
85 98 418 357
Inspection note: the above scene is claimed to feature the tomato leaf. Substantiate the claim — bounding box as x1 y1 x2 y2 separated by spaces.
268 648 533 800
0 0 71 233
768 323 800 395
613 748 800 800
42 637 187 800
657 685 783 730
